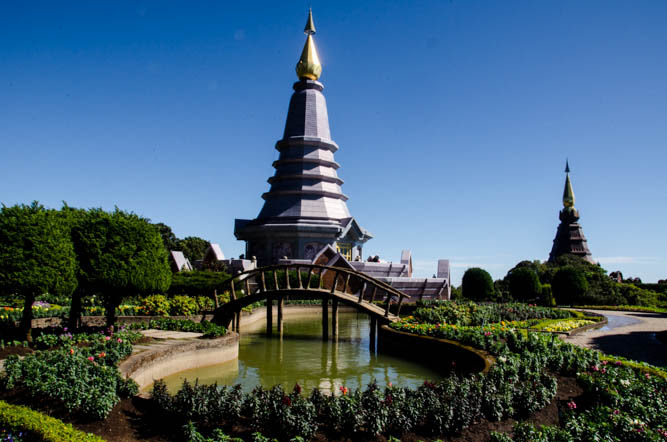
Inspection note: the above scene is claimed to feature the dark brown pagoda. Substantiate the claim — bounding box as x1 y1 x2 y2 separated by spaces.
548 161 594 263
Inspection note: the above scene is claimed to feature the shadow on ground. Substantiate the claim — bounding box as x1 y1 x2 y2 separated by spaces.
589 330 667 368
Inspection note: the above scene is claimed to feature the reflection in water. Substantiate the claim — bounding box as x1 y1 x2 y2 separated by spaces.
158 312 442 394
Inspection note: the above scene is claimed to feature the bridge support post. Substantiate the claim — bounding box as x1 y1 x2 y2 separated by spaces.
322 297 329 341
235 310 241 334
331 298 338 340
370 316 377 352
266 297 273 336
277 296 284 333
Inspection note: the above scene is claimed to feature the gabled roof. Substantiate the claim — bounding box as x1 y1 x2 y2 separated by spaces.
339 217 373 242
312 244 354 270
169 251 193 272
437 259 450 280
203 243 225 262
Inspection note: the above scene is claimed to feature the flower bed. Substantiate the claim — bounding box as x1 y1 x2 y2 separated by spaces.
1 330 139 419
574 305 667 314
413 302 574 327
390 306 667 441
534 319 597 333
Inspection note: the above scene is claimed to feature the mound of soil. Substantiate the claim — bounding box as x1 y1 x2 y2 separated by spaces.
0 346 33 359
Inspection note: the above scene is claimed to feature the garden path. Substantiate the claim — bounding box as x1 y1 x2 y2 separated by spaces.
564 309 667 368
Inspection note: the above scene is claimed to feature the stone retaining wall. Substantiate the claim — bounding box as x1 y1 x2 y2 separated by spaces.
119 333 239 391
378 325 494 375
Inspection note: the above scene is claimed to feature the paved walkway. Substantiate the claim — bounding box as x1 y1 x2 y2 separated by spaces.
130 329 204 354
564 309 667 368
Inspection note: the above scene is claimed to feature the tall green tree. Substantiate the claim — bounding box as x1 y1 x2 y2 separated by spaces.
154 222 179 252
0 202 77 340
507 267 542 302
552 266 589 305
462 267 495 302
179 236 210 264
72 208 171 326
59 204 88 329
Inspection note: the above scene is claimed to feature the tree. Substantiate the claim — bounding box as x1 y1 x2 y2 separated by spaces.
72 208 171 326
461 267 495 302
59 205 89 329
178 236 210 264
552 266 588 306
508 267 542 302
154 222 179 252
0 202 77 340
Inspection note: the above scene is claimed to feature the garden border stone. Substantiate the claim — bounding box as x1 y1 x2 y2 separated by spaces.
378 325 495 375
119 332 239 392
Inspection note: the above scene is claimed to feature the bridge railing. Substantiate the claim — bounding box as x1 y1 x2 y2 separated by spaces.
221 263 409 318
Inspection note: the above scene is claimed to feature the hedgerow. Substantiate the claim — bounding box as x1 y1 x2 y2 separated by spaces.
129 318 227 338
0 400 105 442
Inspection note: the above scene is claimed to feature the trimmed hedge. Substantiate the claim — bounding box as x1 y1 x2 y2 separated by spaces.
0 400 104 442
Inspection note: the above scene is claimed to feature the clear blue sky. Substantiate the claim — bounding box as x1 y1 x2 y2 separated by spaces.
2 1 666 285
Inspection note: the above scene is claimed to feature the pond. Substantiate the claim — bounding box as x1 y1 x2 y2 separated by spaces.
156 311 443 394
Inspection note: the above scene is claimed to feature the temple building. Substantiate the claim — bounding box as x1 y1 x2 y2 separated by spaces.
233 11 450 300
548 161 594 263
234 10 372 266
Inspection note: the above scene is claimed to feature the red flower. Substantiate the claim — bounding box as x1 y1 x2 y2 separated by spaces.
567 401 577 410
282 395 292 406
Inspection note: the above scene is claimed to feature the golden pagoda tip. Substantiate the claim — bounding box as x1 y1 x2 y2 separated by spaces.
304 8 316 35
296 9 321 80
563 170 575 209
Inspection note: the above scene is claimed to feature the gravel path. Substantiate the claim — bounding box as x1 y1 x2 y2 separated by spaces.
564 309 667 368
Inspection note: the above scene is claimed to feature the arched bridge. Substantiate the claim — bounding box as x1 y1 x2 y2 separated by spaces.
212 264 409 336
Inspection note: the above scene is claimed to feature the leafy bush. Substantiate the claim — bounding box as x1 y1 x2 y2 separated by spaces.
196 296 215 311
508 267 541 302
169 271 231 297
462 268 495 302
552 266 588 305
413 302 573 326
170 295 199 316
0 400 105 442
1 336 137 419
141 294 170 316
130 318 226 338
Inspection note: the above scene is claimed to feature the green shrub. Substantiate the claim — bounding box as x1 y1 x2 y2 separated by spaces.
0 400 105 441
170 295 199 316
552 266 588 305
539 284 554 306
508 268 541 302
462 268 495 302
1 336 137 419
130 318 226 338
196 296 215 311
141 294 170 316
413 302 572 326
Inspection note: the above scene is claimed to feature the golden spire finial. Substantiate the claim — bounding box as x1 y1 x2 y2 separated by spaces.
562 160 575 208
296 9 322 80
304 8 316 34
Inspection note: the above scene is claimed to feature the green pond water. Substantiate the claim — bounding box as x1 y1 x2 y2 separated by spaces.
157 311 443 394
